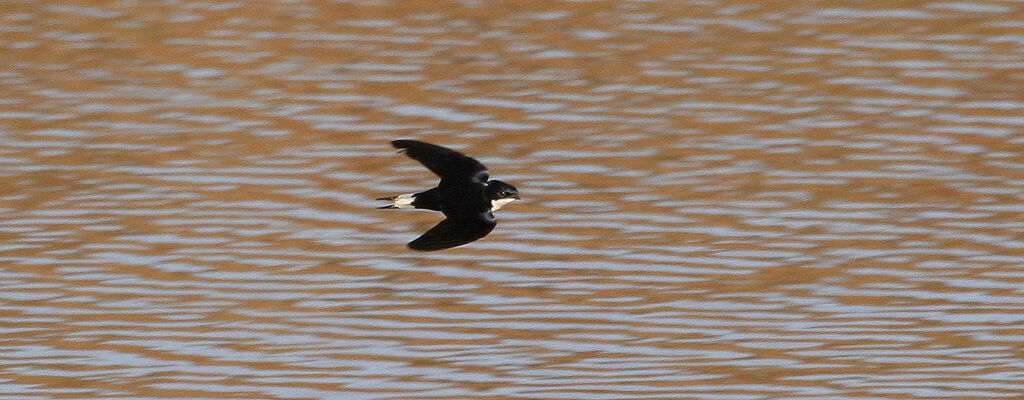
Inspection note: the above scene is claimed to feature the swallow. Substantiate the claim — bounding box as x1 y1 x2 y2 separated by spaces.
378 140 520 251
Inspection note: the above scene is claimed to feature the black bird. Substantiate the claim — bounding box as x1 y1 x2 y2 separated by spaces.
378 140 520 251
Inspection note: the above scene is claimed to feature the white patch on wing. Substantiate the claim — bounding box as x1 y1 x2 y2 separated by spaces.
490 197 517 211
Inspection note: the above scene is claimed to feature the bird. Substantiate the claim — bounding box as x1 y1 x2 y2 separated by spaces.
377 139 520 251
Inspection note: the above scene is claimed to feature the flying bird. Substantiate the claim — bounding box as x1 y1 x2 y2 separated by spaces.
378 140 520 251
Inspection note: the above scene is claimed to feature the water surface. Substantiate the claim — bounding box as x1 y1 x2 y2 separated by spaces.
2 1 1023 399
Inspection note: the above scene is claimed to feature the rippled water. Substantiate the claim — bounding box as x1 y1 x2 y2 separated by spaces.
2 1 1024 399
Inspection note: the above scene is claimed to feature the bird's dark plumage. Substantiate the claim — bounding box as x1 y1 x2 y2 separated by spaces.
378 140 519 251
392 140 489 183
407 214 496 251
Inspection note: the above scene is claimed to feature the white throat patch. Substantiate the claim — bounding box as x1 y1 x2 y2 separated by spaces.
490 197 517 212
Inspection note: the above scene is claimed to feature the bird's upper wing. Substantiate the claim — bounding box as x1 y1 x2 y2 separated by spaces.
407 214 496 251
392 140 488 183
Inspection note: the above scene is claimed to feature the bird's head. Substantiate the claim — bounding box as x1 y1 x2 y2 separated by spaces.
485 180 520 211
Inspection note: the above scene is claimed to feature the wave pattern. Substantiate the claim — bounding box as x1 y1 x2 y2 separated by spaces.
2 1 1023 399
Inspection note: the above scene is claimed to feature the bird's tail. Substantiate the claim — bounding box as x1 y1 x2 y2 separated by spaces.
376 193 415 209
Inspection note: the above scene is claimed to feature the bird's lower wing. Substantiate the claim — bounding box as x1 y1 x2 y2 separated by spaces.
408 215 496 251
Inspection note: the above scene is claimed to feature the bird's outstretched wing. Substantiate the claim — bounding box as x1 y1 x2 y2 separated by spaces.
407 214 496 251
392 140 489 183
